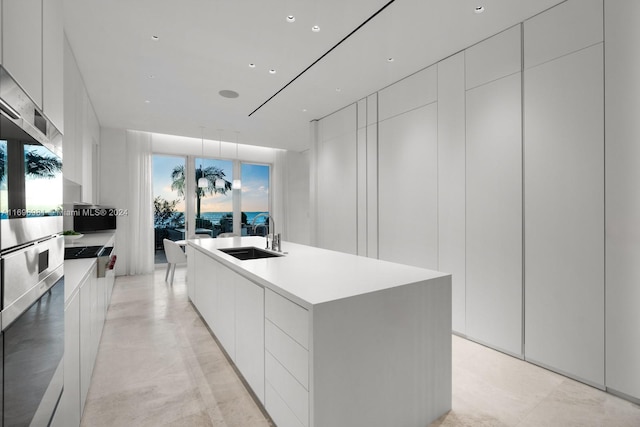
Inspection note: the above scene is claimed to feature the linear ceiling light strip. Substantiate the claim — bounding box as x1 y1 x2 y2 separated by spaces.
248 0 398 117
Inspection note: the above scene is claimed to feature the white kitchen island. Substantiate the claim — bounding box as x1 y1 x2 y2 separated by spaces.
187 236 451 427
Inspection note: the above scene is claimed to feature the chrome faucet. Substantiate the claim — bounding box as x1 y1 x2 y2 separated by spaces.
251 213 280 252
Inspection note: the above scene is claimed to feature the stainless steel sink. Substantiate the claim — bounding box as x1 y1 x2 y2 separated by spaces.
219 246 283 260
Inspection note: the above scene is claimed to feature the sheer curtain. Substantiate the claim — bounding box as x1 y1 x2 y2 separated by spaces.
126 130 154 274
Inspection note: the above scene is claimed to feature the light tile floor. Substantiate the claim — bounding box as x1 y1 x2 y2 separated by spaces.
82 267 640 427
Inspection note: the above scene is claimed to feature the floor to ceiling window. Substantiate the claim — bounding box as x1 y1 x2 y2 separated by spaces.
241 163 271 236
152 154 186 263
152 150 271 263
194 157 233 237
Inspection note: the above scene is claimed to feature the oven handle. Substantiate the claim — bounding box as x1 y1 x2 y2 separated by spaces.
0 264 63 331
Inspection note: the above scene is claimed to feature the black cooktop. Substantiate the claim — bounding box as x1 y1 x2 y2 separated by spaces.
64 245 108 260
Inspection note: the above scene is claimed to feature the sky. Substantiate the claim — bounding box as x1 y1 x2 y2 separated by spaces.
153 154 269 214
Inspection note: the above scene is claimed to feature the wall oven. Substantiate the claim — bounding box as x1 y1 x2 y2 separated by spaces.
0 66 63 249
0 66 65 426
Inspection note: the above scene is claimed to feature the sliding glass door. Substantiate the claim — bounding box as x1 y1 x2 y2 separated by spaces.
193 157 234 237
152 155 186 263
241 163 271 236
152 152 271 264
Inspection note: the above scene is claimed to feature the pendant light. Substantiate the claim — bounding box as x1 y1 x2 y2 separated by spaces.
232 132 242 190
214 130 226 190
197 127 208 188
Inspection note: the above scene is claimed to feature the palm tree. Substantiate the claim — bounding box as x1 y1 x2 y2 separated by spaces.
0 145 62 182
170 164 231 219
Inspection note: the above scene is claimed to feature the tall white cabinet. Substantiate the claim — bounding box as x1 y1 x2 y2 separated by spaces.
309 0 640 403
378 80 438 269
1 0 64 131
377 66 438 270
465 26 523 357
315 104 357 255
604 0 640 401
1 0 42 107
523 0 605 387
437 52 466 334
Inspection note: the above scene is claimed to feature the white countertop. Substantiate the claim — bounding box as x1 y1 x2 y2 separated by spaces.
63 231 116 303
64 231 116 248
189 236 449 308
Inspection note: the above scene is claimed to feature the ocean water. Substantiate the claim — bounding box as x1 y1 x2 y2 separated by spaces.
200 211 268 225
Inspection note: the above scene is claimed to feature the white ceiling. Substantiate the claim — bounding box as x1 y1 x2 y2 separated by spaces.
63 0 565 152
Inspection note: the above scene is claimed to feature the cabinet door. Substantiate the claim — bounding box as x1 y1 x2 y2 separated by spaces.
79 266 95 412
194 250 218 328
235 275 265 403
2 0 43 107
186 245 196 302
524 44 604 386
216 265 236 359
42 0 64 132
63 291 82 427
466 73 523 356
378 103 438 270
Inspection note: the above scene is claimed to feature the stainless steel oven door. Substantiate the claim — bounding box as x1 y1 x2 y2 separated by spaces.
1 235 64 426
2 273 64 426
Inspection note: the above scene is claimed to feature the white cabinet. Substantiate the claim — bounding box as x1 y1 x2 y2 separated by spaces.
316 104 357 255
378 102 438 270
79 264 96 412
216 265 236 358
186 244 196 301
524 0 603 69
437 52 466 334
42 0 64 132
465 25 521 90
1 0 42 107
57 287 81 427
377 65 437 121
193 249 217 328
235 275 265 403
465 72 523 357
63 37 100 201
524 44 604 387
264 289 310 427
189 248 265 402
604 0 640 402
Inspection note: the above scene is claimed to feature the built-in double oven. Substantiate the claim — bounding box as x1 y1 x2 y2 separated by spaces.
1 65 64 426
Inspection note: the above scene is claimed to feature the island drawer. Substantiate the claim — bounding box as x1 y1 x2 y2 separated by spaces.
265 289 309 349
265 382 306 427
265 319 309 389
265 351 309 427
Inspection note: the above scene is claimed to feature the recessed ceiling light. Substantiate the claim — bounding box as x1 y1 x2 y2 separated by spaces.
335 88 341 92
474 6 485 14
219 90 239 99
302 108 307 112
148 74 156 79
249 63 256 68
269 69 276 74
387 57 394 63
151 35 159 41
312 25 320 32
286 15 295 23
144 100 151 104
